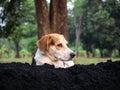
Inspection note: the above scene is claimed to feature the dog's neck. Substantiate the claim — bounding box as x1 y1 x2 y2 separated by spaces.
46 53 58 61
34 49 43 61
35 48 58 61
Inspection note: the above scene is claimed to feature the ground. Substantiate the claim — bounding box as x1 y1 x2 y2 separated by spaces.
0 60 120 90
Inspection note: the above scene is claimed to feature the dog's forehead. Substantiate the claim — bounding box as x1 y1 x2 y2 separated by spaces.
59 35 68 44
49 34 68 44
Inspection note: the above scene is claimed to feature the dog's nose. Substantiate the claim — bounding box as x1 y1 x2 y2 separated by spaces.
70 53 76 58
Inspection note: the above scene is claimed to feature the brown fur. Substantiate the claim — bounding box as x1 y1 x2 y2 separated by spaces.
37 33 62 53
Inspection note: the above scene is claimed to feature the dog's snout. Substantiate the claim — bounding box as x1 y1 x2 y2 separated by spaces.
70 53 76 58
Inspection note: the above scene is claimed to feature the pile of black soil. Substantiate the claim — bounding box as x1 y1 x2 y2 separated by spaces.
0 60 120 90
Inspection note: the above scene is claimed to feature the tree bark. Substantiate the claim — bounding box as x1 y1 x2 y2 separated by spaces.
108 49 113 58
91 44 95 57
34 0 68 39
75 13 83 57
75 32 80 57
118 48 120 57
100 49 104 58
14 41 20 58
49 0 68 40
34 0 50 39
86 50 89 58
49 0 57 33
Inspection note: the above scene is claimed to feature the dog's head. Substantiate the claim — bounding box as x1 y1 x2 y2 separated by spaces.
37 33 75 61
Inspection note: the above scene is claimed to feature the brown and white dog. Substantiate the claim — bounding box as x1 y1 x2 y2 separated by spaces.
32 33 75 68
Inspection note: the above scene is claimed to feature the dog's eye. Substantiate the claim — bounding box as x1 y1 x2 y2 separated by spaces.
66 44 69 47
57 43 63 47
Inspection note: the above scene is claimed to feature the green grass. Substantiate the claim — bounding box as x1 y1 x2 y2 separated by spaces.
0 57 120 65
74 57 120 65
0 57 32 64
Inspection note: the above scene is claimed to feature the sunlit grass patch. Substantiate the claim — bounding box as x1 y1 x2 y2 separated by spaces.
0 57 120 65
0 57 32 64
73 57 120 65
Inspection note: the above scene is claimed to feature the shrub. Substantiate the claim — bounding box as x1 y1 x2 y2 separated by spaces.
19 48 30 58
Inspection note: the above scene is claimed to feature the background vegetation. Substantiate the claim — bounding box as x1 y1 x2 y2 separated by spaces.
0 0 120 64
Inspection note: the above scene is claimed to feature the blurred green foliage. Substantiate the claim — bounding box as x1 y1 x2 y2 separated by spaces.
68 0 120 58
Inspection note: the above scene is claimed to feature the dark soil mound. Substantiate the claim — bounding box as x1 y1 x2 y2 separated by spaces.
0 60 120 90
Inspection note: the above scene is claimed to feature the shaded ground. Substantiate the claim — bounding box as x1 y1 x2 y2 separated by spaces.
0 60 120 90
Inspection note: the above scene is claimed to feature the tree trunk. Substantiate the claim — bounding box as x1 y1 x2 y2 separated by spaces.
91 44 95 57
100 49 104 58
86 50 89 58
14 41 20 58
50 0 68 40
49 0 57 33
118 48 120 57
75 13 83 57
35 0 68 40
34 0 50 39
108 49 113 58
75 31 80 57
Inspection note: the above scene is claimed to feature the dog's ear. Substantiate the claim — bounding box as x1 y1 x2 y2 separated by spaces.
37 35 56 53
50 38 55 45
37 35 49 53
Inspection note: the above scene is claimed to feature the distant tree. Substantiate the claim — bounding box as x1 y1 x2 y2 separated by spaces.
103 0 120 57
0 0 26 58
93 5 115 57
72 0 120 58
67 15 75 44
71 0 84 57
75 13 82 57
0 0 36 58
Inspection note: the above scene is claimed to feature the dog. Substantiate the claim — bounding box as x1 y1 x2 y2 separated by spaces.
32 33 75 68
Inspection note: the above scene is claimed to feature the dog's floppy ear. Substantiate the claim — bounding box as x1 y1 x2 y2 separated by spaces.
37 35 49 53
37 35 56 53
50 38 55 45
